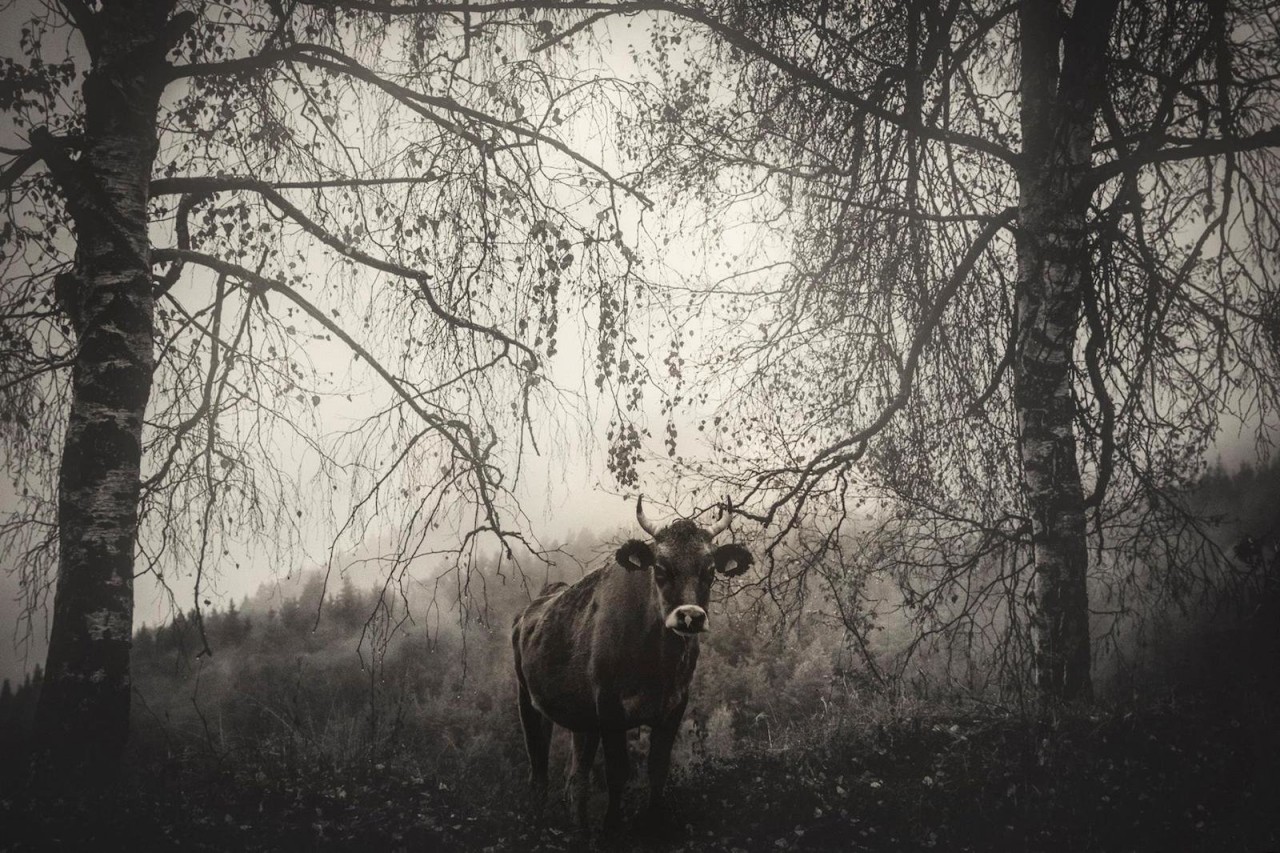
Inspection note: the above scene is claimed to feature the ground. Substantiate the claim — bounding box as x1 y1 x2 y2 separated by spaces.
2 692 1276 852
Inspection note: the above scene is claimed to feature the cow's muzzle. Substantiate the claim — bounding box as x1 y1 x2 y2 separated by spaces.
666 605 708 635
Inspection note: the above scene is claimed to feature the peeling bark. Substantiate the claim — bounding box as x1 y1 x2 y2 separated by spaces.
35 1 188 781
1014 0 1119 704
1014 216 1094 703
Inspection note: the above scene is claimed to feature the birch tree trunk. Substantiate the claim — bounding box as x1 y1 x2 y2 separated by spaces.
35 1 188 779
1014 0 1118 704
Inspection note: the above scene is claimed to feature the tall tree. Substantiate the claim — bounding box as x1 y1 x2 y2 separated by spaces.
563 0 1280 701
0 0 650 779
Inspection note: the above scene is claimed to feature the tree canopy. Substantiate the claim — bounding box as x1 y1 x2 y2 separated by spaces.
591 0 1280 697
0 0 661 776
3 1 659 621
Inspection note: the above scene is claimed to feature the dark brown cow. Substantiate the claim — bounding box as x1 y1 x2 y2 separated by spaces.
511 497 753 832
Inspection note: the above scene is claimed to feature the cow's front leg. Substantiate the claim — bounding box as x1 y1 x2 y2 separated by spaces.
601 729 629 833
647 704 686 819
568 730 599 830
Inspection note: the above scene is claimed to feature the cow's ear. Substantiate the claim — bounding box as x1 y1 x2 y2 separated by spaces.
713 543 753 577
616 540 655 571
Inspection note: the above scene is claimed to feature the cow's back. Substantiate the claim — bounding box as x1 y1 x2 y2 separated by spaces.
512 566 698 731
512 572 604 730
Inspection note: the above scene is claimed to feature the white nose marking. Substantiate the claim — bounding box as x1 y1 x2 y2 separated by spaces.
666 605 708 633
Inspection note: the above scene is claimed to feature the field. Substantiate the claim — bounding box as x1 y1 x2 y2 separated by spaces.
3 540 1277 852
3 690 1276 851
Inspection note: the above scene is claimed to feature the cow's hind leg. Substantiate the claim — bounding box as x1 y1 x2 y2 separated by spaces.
517 679 554 813
567 730 599 830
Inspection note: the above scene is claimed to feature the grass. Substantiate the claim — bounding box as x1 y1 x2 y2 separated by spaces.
3 687 1276 852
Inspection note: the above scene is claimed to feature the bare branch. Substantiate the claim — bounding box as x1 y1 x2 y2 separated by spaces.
149 247 512 535
293 43 654 207
150 175 448 195
1090 126 1280 188
741 207 1018 527
0 148 42 193
531 1 1021 166
151 175 536 361
167 42 653 208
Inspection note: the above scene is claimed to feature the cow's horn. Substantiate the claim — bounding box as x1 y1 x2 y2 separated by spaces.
707 500 732 537
636 495 660 536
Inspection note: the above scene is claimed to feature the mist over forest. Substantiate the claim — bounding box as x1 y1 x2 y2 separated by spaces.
4 457 1276 850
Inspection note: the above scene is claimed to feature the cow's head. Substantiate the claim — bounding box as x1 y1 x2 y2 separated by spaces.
615 497 753 636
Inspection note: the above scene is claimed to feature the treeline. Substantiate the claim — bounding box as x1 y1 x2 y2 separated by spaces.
4 520 1273 851
0 665 42 759
109 547 861 777
2 458 1274 780
1193 455 1280 542
132 572 389 671
1116 455 1280 692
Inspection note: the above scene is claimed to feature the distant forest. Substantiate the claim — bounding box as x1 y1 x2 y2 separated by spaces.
1 459 1275 851
3 457 1275 771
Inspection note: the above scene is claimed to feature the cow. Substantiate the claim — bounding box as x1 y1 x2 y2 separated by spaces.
511 496 753 832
